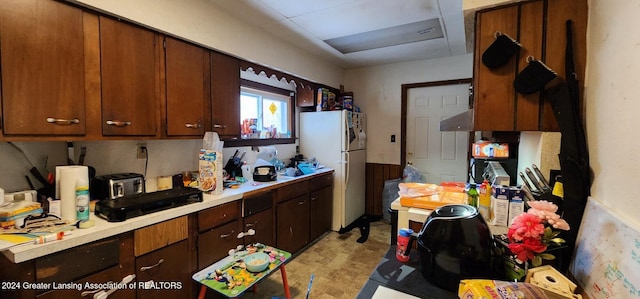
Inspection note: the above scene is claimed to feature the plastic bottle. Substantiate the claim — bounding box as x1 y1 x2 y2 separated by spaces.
75 178 90 221
478 180 492 220
467 183 479 208
396 228 414 262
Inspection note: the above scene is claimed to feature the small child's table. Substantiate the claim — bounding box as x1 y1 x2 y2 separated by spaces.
193 245 292 299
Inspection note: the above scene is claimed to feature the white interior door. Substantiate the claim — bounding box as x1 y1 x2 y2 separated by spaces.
406 84 470 183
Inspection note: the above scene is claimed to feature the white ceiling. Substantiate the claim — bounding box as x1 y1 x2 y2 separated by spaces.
209 0 470 68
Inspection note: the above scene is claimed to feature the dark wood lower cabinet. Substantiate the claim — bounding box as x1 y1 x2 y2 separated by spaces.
310 186 332 241
34 233 135 299
276 195 310 253
243 208 274 246
197 219 242 269
1 172 334 299
135 239 191 299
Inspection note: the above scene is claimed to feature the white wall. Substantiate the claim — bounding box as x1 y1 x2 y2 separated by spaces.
517 132 561 185
585 0 640 229
344 54 474 165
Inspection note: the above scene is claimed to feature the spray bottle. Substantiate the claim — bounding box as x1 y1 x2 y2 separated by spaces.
76 177 90 221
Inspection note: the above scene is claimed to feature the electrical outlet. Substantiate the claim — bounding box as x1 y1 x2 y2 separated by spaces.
137 143 147 159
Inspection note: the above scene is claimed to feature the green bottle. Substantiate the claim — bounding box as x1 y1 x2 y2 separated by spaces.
467 183 479 208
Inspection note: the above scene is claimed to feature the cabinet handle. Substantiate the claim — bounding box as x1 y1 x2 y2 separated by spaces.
220 230 235 239
81 273 135 298
140 259 164 271
106 120 132 127
237 228 255 239
185 122 202 129
213 124 226 129
289 227 293 238
46 117 79 125
298 200 306 205
311 195 319 201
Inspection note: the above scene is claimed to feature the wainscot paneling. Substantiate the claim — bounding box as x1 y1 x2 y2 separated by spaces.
365 163 402 217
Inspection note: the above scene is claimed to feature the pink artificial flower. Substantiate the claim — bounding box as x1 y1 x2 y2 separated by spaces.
508 237 548 262
507 213 545 242
527 208 561 221
547 218 571 231
527 200 558 213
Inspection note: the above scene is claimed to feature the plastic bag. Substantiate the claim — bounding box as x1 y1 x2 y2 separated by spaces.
402 165 423 182
382 178 402 222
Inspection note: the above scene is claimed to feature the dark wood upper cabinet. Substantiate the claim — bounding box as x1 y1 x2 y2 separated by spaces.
473 2 544 131
473 0 586 132
296 83 315 107
164 36 211 137
211 52 241 139
99 16 160 136
0 0 86 136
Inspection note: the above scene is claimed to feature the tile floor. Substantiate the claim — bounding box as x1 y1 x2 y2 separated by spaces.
237 221 392 299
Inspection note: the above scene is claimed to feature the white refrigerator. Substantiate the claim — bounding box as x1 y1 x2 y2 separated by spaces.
300 110 366 231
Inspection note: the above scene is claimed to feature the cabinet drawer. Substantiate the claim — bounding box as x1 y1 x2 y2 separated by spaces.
198 201 239 232
36 236 121 284
134 216 188 256
309 173 333 190
276 180 309 203
136 239 191 298
243 190 273 216
198 220 241 268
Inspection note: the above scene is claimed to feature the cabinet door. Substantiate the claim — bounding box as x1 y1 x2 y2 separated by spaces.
136 239 191 299
296 83 315 107
244 208 274 246
514 1 545 131
35 233 135 299
165 36 211 136
473 5 519 131
276 195 309 253
211 52 240 139
0 0 86 136
100 16 159 136
541 0 588 131
310 185 332 241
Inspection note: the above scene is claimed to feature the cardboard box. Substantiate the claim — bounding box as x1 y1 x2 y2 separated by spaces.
472 142 509 158
508 187 525 226
490 186 510 227
198 150 223 195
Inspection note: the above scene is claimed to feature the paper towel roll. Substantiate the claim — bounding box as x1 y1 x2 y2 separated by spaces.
57 166 88 221
256 146 277 162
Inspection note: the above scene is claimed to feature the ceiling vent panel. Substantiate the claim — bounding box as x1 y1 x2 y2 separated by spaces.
323 18 443 54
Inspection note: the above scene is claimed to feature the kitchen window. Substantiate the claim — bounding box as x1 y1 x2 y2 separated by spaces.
235 79 294 145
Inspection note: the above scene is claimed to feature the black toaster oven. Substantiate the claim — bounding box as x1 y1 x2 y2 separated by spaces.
91 173 145 200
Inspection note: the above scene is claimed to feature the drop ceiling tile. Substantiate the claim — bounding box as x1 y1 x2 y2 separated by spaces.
258 0 358 18
289 0 442 40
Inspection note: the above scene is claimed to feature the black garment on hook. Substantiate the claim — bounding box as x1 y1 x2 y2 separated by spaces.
482 33 521 68
545 20 591 273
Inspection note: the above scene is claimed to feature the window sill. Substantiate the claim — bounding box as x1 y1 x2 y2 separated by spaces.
223 137 295 147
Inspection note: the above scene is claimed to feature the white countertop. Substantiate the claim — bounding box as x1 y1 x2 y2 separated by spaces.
2 168 333 264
